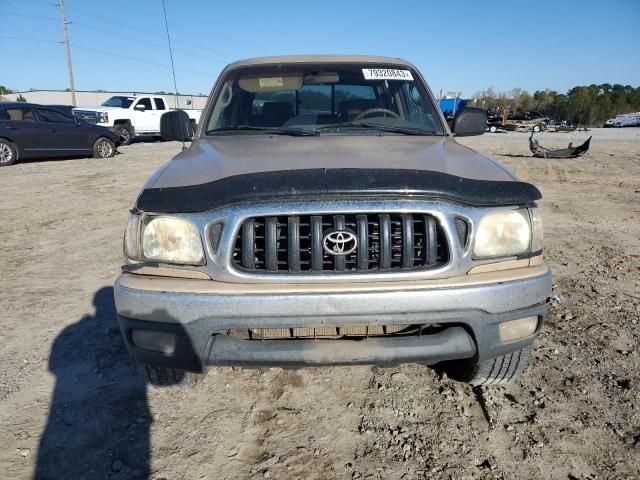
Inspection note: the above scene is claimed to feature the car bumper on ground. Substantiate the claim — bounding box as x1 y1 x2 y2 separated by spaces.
114 265 552 372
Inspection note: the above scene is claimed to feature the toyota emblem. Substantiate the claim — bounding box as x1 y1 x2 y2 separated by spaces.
323 230 358 256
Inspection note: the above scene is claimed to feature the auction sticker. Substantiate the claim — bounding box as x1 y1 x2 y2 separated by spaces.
258 77 284 88
362 68 414 81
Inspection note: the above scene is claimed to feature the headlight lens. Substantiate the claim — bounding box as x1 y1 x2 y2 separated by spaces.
124 213 142 261
474 210 531 258
529 207 543 252
142 217 204 265
98 112 109 123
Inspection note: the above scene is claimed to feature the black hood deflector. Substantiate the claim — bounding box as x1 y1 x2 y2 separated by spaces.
136 168 541 213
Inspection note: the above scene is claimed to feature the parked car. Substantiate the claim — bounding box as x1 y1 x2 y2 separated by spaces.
114 55 550 387
73 95 201 145
0 101 120 166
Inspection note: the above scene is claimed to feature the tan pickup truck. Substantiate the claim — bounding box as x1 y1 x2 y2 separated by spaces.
114 55 550 387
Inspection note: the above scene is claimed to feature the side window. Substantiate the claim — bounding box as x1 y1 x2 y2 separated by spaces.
153 98 166 110
136 98 153 110
1 107 36 122
36 109 76 124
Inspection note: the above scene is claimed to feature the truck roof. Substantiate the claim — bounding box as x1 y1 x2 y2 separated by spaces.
227 54 415 69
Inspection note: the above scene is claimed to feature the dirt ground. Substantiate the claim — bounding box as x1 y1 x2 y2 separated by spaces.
0 129 638 480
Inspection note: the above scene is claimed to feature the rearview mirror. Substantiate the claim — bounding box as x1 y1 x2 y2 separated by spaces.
452 107 487 136
134 103 146 111
160 110 194 141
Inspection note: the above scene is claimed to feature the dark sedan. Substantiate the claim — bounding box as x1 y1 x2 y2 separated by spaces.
0 102 121 166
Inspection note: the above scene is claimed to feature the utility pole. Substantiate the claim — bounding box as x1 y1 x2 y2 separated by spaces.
58 0 77 105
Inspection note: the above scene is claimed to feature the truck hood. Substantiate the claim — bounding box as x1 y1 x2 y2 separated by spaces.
150 135 517 189
73 106 124 113
135 135 543 213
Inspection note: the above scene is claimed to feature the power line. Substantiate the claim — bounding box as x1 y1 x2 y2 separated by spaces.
162 0 180 109
0 35 215 78
70 44 213 77
69 22 226 64
63 5 232 58
1 9 230 64
0 35 61 44
2 11 59 21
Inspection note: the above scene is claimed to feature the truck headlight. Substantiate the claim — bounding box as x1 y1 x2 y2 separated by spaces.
142 217 205 265
123 214 204 265
98 112 109 123
473 210 531 258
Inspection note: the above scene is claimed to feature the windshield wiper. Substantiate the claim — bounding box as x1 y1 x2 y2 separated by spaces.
313 122 440 136
206 125 317 136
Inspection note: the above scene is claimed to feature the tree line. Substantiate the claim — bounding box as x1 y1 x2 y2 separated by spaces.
473 84 640 126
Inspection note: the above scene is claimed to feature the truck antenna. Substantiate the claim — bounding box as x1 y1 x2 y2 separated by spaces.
161 0 186 150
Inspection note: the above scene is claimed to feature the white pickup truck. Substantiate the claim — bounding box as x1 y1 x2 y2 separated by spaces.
73 95 201 145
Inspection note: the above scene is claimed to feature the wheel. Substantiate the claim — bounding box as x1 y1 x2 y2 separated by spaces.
0 139 17 166
489 125 498 133
440 345 532 385
533 124 542 133
142 364 205 389
93 137 116 158
113 124 133 145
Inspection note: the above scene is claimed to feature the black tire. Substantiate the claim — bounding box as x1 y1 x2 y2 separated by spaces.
113 124 133 145
489 125 498 133
142 364 205 389
93 137 116 158
0 139 17 166
533 124 542 133
441 345 532 386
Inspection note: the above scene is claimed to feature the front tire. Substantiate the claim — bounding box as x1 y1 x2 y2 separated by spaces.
533 124 542 133
93 137 116 158
113 124 133 145
0 139 17 166
440 345 532 385
142 364 205 389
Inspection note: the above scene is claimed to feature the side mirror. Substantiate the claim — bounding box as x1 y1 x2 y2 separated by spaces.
160 110 194 141
134 103 146 111
452 107 487 136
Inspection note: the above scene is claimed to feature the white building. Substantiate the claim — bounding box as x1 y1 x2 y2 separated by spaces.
0 90 209 110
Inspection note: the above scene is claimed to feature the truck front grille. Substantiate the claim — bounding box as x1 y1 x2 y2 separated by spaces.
73 110 98 124
232 213 449 273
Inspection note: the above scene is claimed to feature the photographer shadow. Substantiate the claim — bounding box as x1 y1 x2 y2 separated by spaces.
35 287 151 480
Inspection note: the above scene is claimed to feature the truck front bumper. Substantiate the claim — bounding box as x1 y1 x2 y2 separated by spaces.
114 265 551 371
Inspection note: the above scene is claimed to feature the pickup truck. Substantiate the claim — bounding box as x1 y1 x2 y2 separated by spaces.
73 95 201 145
114 55 551 387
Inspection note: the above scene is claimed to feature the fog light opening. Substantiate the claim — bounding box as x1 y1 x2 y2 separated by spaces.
131 330 177 354
499 317 538 342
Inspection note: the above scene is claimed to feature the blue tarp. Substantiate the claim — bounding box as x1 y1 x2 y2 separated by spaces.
439 98 468 117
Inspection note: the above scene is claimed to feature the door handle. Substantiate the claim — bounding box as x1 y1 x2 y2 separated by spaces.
49 128 57 132
5 126 18 130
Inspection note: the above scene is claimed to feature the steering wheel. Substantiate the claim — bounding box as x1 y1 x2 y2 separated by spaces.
353 107 400 121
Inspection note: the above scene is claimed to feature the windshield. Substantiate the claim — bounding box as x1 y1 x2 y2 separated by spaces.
101 96 135 108
205 64 445 136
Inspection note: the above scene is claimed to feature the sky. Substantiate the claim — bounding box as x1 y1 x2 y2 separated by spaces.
1 0 639 98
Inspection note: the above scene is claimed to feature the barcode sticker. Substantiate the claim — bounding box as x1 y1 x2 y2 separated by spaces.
362 68 414 81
